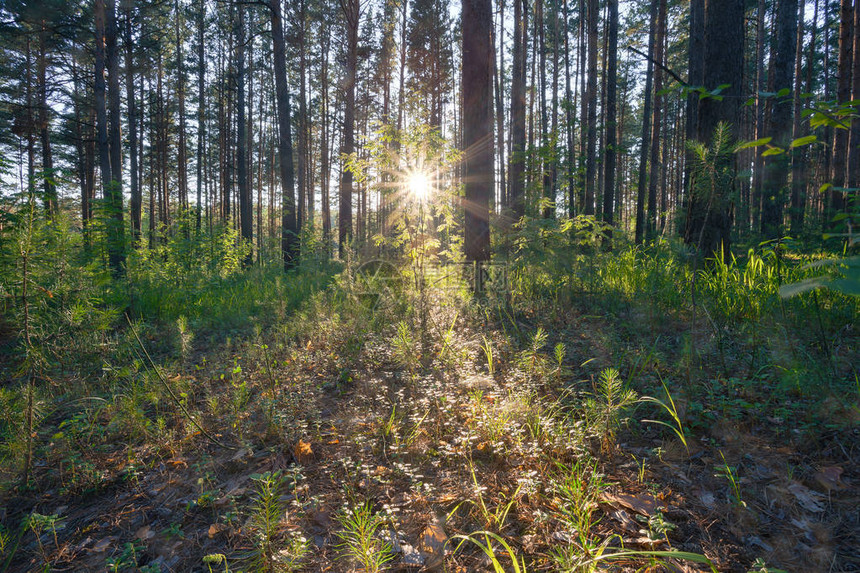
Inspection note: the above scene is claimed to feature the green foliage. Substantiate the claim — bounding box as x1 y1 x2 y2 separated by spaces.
714 451 746 508
640 378 689 451
247 471 291 572
335 499 394 572
517 328 550 378
585 368 638 453
392 320 419 373
452 530 528 573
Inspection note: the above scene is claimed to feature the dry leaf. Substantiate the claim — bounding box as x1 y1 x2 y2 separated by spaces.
698 490 716 509
135 526 155 541
813 466 845 492
608 508 638 533
418 520 448 572
208 523 226 538
787 482 826 513
91 536 117 553
293 439 314 464
601 491 659 517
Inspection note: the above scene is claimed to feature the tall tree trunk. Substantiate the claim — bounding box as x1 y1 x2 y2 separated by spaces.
602 0 618 228
197 0 205 232
493 0 507 210
564 0 575 216
107 0 123 268
397 0 408 137
550 0 559 215
176 0 188 215
297 0 308 232
635 0 657 244
37 24 56 217
463 0 493 262
683 0 744 259
790 0 809 234
537 0 551 217
24 34 35 199
684 0 704 230
583 0 598 215
95 0 113 262
847 0 860 191
508 0 527 219
269 0 298 268
149 79 156 248
830 0 852 225
320 25 332 251
647 0 666 240
339 0 359 257
752 0 767 233
761 0 798 239
237 4 252 259
821 0 832 229
124 5 140 244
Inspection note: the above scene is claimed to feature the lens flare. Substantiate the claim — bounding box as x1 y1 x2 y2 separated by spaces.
407 171 431 202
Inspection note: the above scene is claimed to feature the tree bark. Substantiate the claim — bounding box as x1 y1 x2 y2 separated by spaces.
463 0 493 262
790 0 809 234
635 0 657 244
761 0 798 239
174 0 188 216
196 0 205 232
683 0 744 259
847 0 860 191
583 0 598 216
684 0 704 218
37 24 56 217
508 0 527 219
237 3 252 259
602 0 618 228
124 4 140 244
297 0 308 232
339 0 359 257
830 0 852 225
269 0 298 268
647 0 666 240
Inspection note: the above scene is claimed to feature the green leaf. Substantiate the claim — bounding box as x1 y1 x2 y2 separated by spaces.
777 87 791 98
789 135 817 148
737 137 772 149
762 147 785 157
819 183 832 193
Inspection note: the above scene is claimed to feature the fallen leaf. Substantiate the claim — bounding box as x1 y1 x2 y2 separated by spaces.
230 448 251 462
208 523 227 538
607 508 637 533
601 491 659 517
91 536 117 553
418 519 448 572
787 482 826 513
293 439 314 464
813 466 845 492
135 526 155 541
698 490 716 509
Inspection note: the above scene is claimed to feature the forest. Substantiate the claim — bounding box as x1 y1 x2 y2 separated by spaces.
0 0 857 570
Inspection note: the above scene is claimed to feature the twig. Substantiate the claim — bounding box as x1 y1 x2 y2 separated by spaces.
625 45 687 86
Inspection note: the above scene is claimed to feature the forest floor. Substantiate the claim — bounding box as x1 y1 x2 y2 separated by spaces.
1 263 858 573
